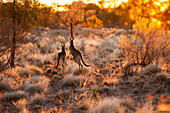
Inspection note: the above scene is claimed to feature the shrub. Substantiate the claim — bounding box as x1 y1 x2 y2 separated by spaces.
116 17 169 76
86 15 103 29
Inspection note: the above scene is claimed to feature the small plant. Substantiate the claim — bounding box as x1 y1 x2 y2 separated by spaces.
92 86 99 97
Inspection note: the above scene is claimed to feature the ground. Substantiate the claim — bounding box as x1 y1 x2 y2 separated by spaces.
0 27 169 113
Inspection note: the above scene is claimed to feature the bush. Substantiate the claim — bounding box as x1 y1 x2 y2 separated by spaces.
116 17 169 76
86 15 103 29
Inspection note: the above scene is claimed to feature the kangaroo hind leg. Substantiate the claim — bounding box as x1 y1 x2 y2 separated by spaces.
74 58 82 71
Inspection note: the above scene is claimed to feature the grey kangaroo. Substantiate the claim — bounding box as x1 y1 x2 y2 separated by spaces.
69 23 90 70
55 44 66 69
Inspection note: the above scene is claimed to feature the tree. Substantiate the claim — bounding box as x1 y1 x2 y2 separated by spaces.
11 0 16 68
38 4 52 27
103 12 120 27
118 0 169 29
0 0 39 69
98 0 106 9
61 1 85 26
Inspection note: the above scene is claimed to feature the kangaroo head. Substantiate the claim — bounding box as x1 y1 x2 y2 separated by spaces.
70 38 74 41
70 38 74 45
61 44 65 50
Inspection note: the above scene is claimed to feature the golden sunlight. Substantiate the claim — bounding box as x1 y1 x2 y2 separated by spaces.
39 0 76 6
39 0 128 8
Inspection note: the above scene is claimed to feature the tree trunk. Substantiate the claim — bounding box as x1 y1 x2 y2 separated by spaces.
11 0 16 68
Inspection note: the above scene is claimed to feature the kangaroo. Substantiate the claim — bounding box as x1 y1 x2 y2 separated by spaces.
69 23 90 70
55 44 66 69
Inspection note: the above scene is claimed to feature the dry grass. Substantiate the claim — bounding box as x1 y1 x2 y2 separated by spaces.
61 74 82 88
98 35 118 59
142 65 161 75
25 84 44 94
0 91 28 102
135 101 155 113
0 27 169 113
12 99 29 113
28 94 46 106
0 80 12 92
88 98 125 113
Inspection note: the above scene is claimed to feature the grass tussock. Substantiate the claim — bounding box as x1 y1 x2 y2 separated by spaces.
0 80 12 92
28 94 46 106
89 98 125 113
152 73 168 84
142 65 161 75
127 71 168 89
28 65 43 75
98 35 118 58
30 76 50 88
61 75 82 88
135 101 155 113
25 84 44 94
18 75 49 94
0 91 28 102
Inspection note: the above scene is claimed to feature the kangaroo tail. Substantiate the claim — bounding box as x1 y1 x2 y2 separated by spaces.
80 53 90 67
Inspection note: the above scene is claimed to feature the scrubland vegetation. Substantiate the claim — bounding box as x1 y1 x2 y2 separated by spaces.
0 0 169 113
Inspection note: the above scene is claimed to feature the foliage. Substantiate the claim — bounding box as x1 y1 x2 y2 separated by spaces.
119 0 169 29
37 4 53 27
86 15 103 29
103 12 121 27
0 1 40 30
116 17 170 76
0 0 42 69
61 1 85 26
